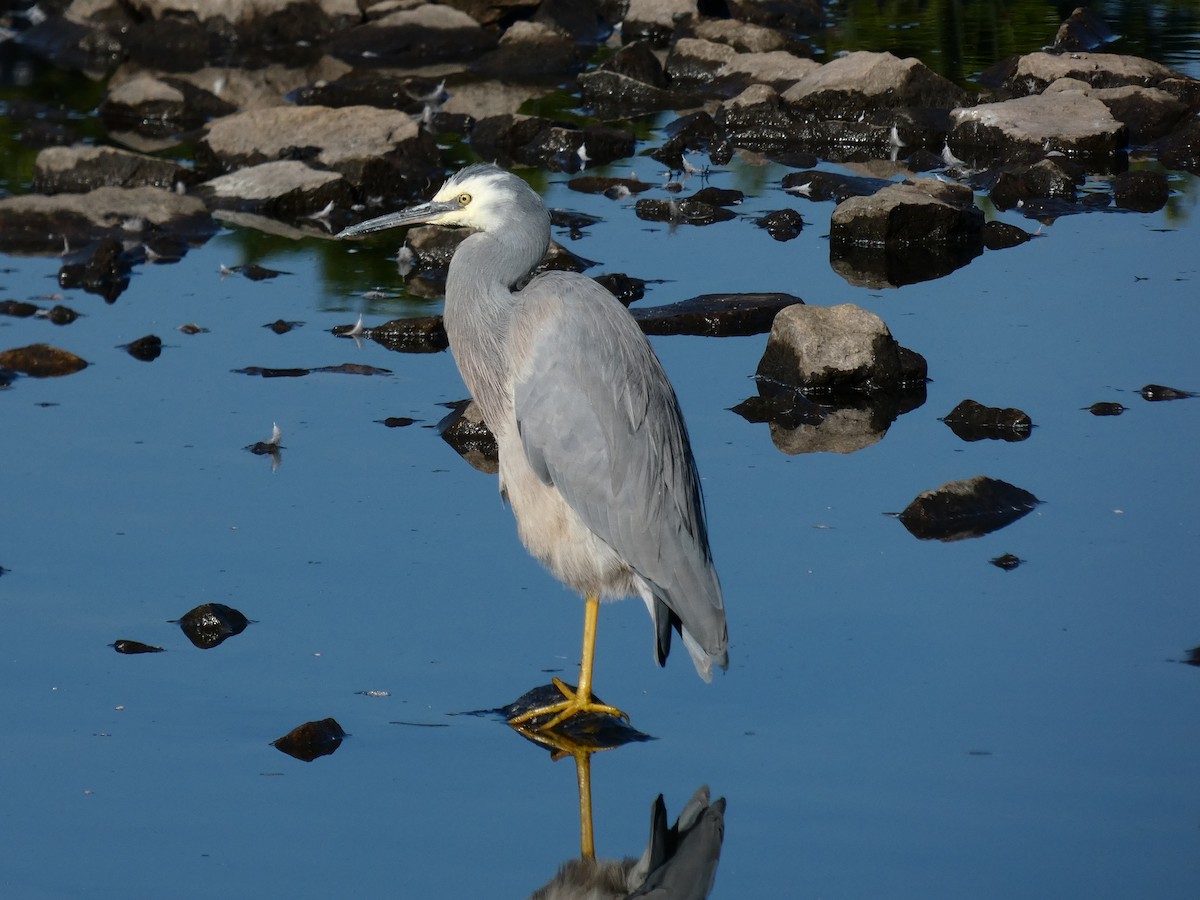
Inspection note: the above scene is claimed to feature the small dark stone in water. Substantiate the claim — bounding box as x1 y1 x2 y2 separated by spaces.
364 316 449 354
234 366 310 377
593 272 646 306
177 322 208 335
990 553 1022 571
941 399 1032 442
113 639 166 654
689 187 743 207
896 475 1042 542
46 305 80 325
265 320 301 334
567 176 652 196
272 718 347 762
381 417 415 428
311 363 392 376
0 299 38 318
1183 646 1200 667
634 198 736 226
755 209 804 241
176 602 250 649
982 221 1032 250
1087 402 1126 416
1140 384 1195 401
236 264 289 281
246 441 281 456
125 334 162 362
0 343 88 377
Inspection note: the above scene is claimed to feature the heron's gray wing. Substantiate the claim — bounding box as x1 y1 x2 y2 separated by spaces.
511 272 727 676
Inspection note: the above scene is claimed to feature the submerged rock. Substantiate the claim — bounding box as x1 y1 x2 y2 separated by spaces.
631 292 800 337
176 602 250 649
124 334 163 361
990 553 1023 571
896 475 1042 542
756 303 927 392
1139 384 1195 401
1086 402 1126 416
941 399 1032 442
0 343 88 377
272 717 347 762
113 639 166 654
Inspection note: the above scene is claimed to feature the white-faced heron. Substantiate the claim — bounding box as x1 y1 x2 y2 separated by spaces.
339 163 727 728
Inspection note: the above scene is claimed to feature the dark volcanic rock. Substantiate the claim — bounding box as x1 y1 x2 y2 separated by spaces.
897 475 1042 542
941 399 1032 442
756 303 926 392
631 293 801 337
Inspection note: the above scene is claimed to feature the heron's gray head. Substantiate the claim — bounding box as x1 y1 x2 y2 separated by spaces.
338 163 547 239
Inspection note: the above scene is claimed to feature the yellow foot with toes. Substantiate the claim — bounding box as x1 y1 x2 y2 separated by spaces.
507 677 630 731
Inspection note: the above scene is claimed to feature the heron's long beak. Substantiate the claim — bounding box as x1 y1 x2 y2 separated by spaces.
336 198 458 238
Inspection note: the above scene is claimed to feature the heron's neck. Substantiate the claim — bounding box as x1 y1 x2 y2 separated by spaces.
443 231 543 425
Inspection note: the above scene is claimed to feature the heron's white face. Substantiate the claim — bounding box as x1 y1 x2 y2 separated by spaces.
427 167 520 232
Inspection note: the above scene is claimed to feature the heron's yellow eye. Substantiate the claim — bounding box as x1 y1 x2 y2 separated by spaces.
458 193 472 206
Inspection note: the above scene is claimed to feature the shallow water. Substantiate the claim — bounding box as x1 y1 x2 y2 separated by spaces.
4 7 1200 900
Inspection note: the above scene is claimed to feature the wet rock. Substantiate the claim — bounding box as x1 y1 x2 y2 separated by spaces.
33 145 199 195
756 303 926 392
113 639 165 654
1140 384 1195 401
578 64 699 118
1053 6 1115 52
179 322 209 334
632 292 800 337
470 114 636 173
592 273 646 305
230 264 288 281
666 39 818 97
782 169 890 202
197 105 442 204
949 93 1127 164
245 422 284 458
1156 118 1200 174
472 20 578 82
0 187 214 255
987 157 1082 210
438 399 499 474
265 319 301 334
380 416 416 428
1086 401 1126 416
124 334 163 362
292 72 445 114
566 175 654 197
755 208 804 241
990 553 1023 571
1111 171 1170 213
986 51 1184 98
272 718 347 762
650 111 728 170
941 399 1032 442
634 197 737 226
896 475 1042 542
58 238 134 302
504 683 652 746
363 316 449 354
0 300 39 318
830 179 983 250
782 51 968 118
196 160 354 219
328 4 497 67
234 366 310 377
0 343 88 377
982 221 1033 250
1183 646 1200 668
176 602 250 649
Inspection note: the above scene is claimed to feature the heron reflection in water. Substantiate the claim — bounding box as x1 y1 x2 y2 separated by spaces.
340 164 728 728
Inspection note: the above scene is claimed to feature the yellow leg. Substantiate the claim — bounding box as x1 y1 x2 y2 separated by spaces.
577 746 595 860
508 594 630 730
